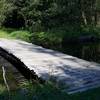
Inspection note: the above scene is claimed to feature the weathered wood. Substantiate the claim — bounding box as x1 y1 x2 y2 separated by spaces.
0 45 43 83
0 38 100 94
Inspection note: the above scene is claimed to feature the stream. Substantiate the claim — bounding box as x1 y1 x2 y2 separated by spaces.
60 43 100 63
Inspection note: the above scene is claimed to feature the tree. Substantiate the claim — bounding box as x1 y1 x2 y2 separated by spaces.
0 0 99 30
0 0 14 27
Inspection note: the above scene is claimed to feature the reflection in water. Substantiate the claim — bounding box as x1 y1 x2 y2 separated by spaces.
60 43 100 63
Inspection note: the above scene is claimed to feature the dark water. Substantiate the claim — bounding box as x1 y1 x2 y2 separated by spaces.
60 43 100 63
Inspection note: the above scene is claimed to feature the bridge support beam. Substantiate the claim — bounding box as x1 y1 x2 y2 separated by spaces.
0 47 44 83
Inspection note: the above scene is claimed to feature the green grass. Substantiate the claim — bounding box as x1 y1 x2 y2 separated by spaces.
10 30 31 42
32 31 62 48
0 28 31 42
1 68 100 100
0 82 100 100
0 30 11 38
0 26 100 49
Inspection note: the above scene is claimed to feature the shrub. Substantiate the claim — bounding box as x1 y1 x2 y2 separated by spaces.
10 31 31 42
32 31 62 48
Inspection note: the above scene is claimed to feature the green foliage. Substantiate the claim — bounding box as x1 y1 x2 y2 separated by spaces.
0 30 11 38
0 0 99 31
0 26 100 50
0 0 14 27
0 29 31 42
0 0 99 49
96 0 100 10
0 85 6 94
32 31 62 48
10 31 31 42
1 81 100 100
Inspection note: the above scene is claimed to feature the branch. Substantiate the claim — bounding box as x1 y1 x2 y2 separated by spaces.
2 66 10 92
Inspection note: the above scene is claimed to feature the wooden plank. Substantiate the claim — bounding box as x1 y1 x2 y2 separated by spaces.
0 38 100 94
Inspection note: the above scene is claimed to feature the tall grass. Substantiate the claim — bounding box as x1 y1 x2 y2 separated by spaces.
0 29 31 42
1 81 100 100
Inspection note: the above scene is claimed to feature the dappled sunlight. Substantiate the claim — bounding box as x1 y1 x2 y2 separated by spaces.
0 39 100 94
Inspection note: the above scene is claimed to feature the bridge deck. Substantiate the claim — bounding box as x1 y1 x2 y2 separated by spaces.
0 38 100 94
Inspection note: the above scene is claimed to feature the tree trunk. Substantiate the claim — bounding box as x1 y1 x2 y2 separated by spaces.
82 11 87 25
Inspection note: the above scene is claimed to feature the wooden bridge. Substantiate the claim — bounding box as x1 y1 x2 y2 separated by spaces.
0 38 100 94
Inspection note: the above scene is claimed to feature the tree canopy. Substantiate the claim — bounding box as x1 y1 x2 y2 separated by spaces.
0 0 14 27
0 0 99 31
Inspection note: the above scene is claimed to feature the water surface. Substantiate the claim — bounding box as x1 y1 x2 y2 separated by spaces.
61 43 100 63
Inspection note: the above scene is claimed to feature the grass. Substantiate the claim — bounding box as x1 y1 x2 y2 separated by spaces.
10 30 31 42
0 26 100 49
0 28 31 42
0 63 100 100
0 82 100 100
0 30 11 39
